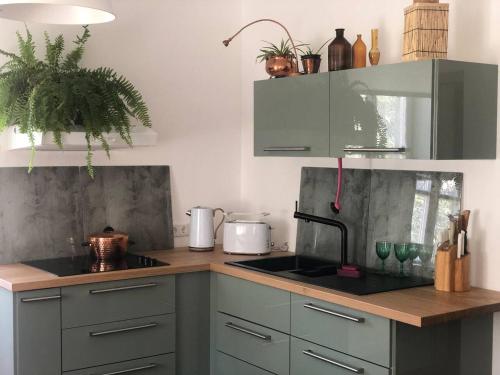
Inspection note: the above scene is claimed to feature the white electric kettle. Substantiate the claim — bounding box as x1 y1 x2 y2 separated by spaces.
186 206 225 251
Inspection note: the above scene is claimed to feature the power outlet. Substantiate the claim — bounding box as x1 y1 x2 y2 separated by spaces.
173 224 189 238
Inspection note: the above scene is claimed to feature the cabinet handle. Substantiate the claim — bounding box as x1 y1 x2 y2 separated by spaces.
89 323 158 337
303 350 364 374
89 283 159 294
96 363 157 375
21 295 61 303
304 303 365 323
263 146 310 152
344 147 406 153
225 322 271 341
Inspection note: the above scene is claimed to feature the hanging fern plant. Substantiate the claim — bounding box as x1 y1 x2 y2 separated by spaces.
0 26 152 177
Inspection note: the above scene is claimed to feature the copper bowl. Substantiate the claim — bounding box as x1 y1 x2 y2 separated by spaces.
265 56 297 78
84 227 129 261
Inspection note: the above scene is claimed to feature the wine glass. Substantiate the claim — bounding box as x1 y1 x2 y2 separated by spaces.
394 243 411 277
408 243 422 273
376 241 392 274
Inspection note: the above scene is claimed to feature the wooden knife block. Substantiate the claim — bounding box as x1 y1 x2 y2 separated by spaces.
434 243 471 292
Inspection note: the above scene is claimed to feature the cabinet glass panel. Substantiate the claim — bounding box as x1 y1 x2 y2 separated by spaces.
254 73 330 157
331 61 433 159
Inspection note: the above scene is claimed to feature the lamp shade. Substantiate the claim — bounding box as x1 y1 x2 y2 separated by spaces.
0 0 115 24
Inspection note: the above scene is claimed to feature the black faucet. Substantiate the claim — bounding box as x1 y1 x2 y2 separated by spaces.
294 201 348 267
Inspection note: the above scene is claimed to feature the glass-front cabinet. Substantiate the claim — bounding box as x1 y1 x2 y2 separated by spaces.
254 59 498 160
330 61 433 159
330 60 497 159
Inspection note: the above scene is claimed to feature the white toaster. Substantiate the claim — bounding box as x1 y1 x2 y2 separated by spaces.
223 214 271 255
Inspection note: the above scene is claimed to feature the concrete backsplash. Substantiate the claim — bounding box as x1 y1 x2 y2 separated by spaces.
0 166 173 264
297 167 463 277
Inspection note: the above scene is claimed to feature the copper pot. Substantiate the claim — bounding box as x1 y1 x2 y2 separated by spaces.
301 55 322 74
265 56 297 78
84 227 129 261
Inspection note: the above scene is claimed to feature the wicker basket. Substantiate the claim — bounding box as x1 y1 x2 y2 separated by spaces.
403 2 449 61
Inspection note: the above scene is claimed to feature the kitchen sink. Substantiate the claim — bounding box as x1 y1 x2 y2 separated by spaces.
226 255 433 295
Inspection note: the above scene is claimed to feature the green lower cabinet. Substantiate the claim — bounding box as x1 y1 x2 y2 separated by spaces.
176 272 210 375
214 352 275 375
62 314 175 371
216 273 291 333
16 288 62 375
291 294 391 367
64 354 175 375
215 312 290 375
291 338 389 375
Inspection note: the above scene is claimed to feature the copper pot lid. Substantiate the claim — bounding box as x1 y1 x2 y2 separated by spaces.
89 226 128 239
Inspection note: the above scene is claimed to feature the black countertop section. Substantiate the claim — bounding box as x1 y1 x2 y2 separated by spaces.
227 255 433 296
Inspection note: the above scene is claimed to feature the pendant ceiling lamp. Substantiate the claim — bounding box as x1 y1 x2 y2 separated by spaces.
0 0 115 25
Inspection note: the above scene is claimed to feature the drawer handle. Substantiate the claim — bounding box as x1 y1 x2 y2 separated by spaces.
21 295 61 303
263 146 310 152
96 363 157 375
344 147 406 153
225 322 271 341
303 350 364 374
304 303 365 323
89 323 159 337
89 283 159 294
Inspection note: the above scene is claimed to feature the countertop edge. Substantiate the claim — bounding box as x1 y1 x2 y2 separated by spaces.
3 249 500 328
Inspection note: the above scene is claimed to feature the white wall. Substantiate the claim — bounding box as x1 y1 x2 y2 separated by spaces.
0 0 243 246
239 0 500 371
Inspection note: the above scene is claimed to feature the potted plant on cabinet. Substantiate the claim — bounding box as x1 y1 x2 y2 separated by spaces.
257 39 305 78
0 26 151 177
299 39 332 74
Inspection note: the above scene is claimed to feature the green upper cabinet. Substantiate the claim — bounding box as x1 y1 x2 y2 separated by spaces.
254 72 330 157
254 60 497 160
330 60 498 159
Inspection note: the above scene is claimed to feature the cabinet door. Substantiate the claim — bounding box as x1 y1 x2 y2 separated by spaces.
291 338 389 375
16 288 62 375
331 61 433 159
214 351 274 375
435 60 498 159
255 73 330 157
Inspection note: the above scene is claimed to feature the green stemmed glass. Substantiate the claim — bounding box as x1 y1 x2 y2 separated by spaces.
408 243 421 264
376 241 392 274
394 243 411 277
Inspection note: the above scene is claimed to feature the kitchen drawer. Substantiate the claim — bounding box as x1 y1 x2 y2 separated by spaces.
62 314 175 371
216 273 290 333
62 275 175 328
215 312 289 375
214 351 274 375
291 338 390 375
64 354 175 375
291 294 391 367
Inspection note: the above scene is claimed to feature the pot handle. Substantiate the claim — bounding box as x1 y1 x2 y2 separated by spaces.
213 208 225 240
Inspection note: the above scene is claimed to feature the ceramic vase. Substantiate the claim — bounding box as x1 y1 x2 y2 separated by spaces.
328 28 352 71
352 34 367 68
369 29 381 66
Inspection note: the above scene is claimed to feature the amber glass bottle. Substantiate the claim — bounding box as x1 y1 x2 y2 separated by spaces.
328 28 352 71
353 34 367 68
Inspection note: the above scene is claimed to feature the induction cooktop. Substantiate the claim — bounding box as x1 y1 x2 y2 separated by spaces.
22 254 169 277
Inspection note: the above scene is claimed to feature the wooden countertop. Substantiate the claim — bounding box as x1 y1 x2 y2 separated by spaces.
1 247 500 327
